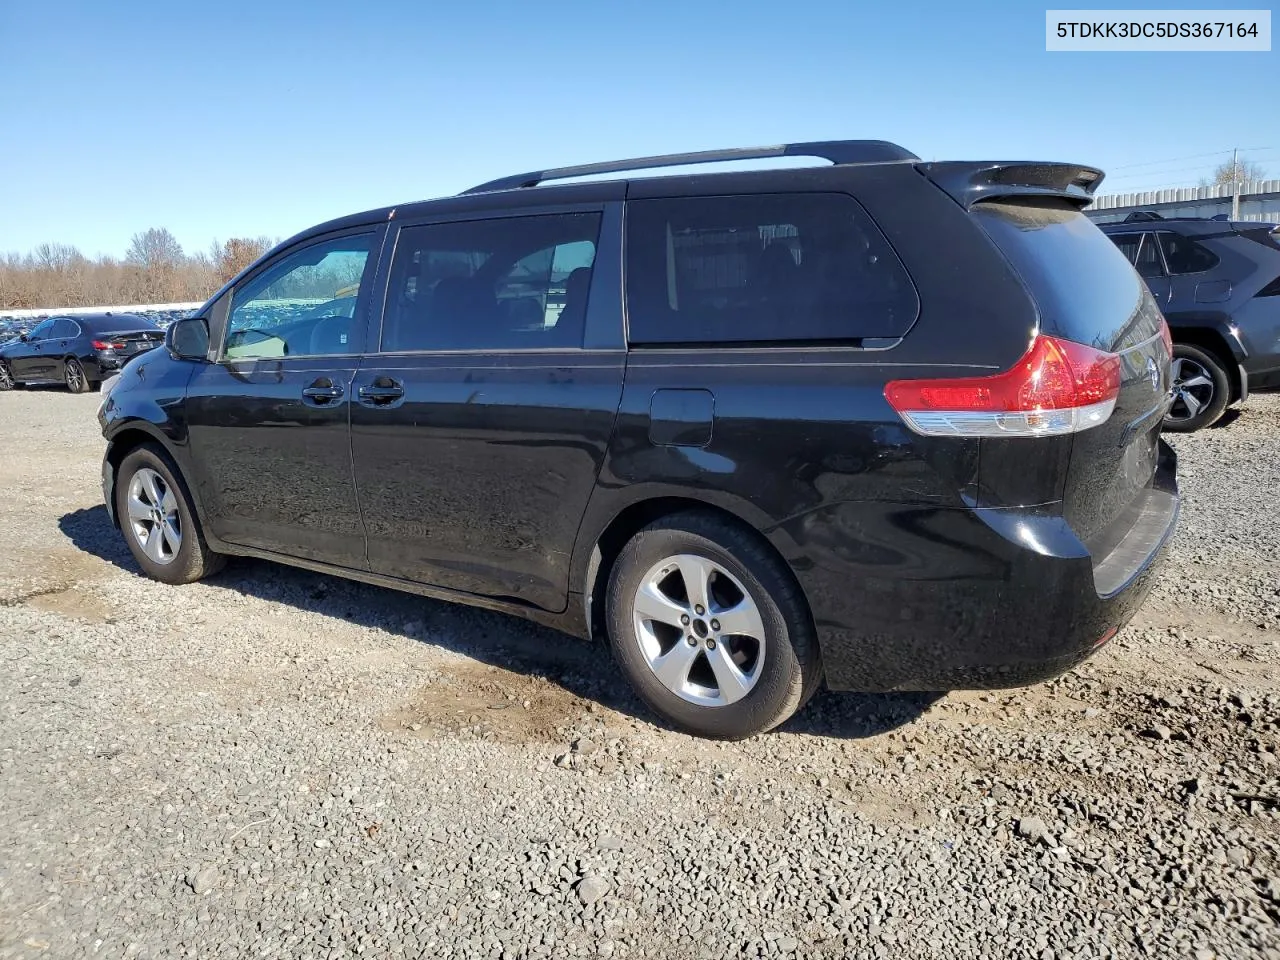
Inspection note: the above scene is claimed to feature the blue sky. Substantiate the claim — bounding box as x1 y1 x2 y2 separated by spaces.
1 0 1275 258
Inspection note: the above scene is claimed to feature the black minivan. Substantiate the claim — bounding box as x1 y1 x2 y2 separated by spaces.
98 141 1179 739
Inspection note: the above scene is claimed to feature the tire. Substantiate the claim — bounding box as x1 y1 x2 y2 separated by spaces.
0 362 14 391
1164 343 1230 432
115 443 226 585
605 511 822 739
64 358 90 393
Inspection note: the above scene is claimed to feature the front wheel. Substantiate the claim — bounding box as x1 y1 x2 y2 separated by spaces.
0 362 14 391
1164 343 1230 432
115 444 226 584
64 358 91 393
605 512 821 739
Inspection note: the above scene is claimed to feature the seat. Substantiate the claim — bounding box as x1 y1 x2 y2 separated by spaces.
432 276 499 348
555 267 593 337
308 314 351 355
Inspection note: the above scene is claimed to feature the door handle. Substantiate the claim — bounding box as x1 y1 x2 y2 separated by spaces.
357 380 405 406
302 381 344 404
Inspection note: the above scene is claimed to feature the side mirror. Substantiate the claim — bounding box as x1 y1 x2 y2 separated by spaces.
167 317 210 361
19 333 29 342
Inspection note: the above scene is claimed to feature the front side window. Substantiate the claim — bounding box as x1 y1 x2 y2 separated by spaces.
225 235 374 359
1158 232 1220 274
625 193 917 345
381 213 601 352
25 319 55 340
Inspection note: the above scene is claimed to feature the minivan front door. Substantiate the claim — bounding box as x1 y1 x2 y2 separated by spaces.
349 206 625 611
184 229 382 566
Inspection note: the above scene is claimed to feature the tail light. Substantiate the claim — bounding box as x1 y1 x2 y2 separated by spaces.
885 335 1122 437
1158 317 1173 357
92 340 126 350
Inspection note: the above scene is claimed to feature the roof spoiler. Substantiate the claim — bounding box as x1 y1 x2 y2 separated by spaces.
917 161 1105 210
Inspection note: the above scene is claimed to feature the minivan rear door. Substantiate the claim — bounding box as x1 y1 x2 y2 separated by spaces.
973 199 1172 561
349 200 626 612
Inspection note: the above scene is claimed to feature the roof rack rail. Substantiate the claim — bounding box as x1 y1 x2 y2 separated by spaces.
1123 210 1166 222
461 140 919 195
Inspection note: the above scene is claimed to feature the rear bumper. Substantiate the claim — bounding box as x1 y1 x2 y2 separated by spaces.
785 441 1179 692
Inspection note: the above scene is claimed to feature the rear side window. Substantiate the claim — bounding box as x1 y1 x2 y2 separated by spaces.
625 193 917 345
382 213 600 352
975 200 1161 352
50 318 79 339
1158 231 1220 274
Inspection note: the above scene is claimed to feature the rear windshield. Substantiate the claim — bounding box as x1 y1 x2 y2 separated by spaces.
89 316 159 332
974 199 1161 352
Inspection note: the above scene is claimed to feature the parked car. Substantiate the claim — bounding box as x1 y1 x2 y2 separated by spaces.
0 313 165 392
0 319 30 343
97 141 1179 739
1100 213 1280 431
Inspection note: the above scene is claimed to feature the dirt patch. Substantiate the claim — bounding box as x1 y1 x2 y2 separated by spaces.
382 657 605 745
0 550 115 623
26 585 115 624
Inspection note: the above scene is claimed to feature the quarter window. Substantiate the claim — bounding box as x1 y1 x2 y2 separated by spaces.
1110 233 1143 266
1158 232 1220 274
381 213 601 352
1133 234 1166 279
225 235 374 359
624 193 917 345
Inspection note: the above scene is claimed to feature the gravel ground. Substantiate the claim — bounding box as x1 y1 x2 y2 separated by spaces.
1 389 1277 960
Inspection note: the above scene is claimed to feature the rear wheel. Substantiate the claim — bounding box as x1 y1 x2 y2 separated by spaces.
605 512 821 739
115 444 225 584
1164 343 1230 432
64 358 90 393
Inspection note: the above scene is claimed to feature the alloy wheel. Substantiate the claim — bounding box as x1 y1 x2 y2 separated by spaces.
126 467 182 565
0 364 12 389
1168 356 1215 423
65 360 84 392
632 554 765 707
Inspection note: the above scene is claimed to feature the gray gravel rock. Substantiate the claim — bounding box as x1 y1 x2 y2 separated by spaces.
185 866 218 895
575 874 610 905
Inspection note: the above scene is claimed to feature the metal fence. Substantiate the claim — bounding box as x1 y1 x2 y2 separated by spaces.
1086 180 1280 223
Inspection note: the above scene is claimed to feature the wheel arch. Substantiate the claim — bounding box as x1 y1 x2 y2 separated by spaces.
1167 317 1246 403
104 422 206 529
576 491 814 649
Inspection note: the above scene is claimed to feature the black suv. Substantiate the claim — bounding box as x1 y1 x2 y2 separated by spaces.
0 313 165 392
98 141 1179 739
1100 213 1280 431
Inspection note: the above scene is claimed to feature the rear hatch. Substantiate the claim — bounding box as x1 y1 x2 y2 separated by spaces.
972 198 1171 560
97 327 165 357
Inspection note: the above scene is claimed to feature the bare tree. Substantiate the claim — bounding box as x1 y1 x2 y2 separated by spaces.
32 243 85 272
125 228 185 271
211 237 274 284
0 229 222 310
1206 157 1268 187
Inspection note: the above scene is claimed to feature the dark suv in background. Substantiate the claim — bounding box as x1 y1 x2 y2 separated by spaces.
0 312 164 392
1100 213 1280 431
97 141 1179 738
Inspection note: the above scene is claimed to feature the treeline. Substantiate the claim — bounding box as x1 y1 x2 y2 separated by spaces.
0 229 276 310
